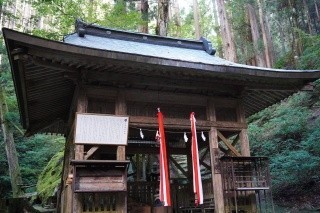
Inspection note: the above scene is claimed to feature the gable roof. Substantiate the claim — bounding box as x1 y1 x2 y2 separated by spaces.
3 20 320 135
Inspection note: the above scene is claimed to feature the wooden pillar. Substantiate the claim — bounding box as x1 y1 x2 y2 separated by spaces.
115 90 127 212
72 88 87 213
207 100 225 212
237 101 250 156
115 91 126 160
237 101 257 212
142 154 146 181
136 154 141 180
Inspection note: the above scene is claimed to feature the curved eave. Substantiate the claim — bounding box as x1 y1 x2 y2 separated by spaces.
4 28 320 79
3 28 320 135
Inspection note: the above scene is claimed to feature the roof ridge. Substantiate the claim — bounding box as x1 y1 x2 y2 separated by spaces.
74 19 216 55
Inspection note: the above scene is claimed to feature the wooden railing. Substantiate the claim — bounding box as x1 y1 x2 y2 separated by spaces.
127 179 214 211
82 193 119 213
127 181 158 206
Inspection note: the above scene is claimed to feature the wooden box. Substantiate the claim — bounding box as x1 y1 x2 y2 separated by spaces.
71 160 129 193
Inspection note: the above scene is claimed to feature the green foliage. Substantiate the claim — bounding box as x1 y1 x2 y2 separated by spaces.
0 40 65 198
274 52 295 69
168 0 220 51
36 150 64 203
270 150 320 194
18 135 65 186
168 9 194 39
298 35 320 70
248 90 320 198
274 30 320 70
32 0 143 40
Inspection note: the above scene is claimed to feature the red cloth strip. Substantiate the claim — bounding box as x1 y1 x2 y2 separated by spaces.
190 112 203 205
157 109 172 206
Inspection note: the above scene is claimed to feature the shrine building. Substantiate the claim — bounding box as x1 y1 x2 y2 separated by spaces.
3 20 320 213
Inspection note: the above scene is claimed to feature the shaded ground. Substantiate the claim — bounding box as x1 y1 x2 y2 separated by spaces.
274 182 320 212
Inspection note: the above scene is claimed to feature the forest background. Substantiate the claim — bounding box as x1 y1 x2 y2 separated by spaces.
0 0 320 211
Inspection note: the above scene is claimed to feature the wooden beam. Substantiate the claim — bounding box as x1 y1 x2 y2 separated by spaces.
30 56 78 73
169 156 188 177
199 147 212 170
16 58 29 128
84 146 99 160
126 146 187 155
232 133 240 146
226 133 240 156
86 86 239 108
200 161 211 170
129 116 247 131
95 145 188 155
87 71 240 96
199 147 209 163
217 130 241 157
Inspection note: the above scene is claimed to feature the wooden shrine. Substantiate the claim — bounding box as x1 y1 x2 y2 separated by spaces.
3 19 320 213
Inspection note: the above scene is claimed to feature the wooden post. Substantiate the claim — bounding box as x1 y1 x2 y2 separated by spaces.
115 91 126 161
136 154 141 180
207 99 225 212
115 90 127 212
72 88 87 213
142 154 146 181
237 101 257 212
237 101 250 156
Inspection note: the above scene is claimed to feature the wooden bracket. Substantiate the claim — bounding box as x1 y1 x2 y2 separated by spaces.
227 133 240 156
200 161 211 170
199 148 211 170
84 146 99 160
169 155 189 177
217 130 241 157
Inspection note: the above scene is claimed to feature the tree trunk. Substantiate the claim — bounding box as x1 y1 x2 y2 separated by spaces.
247 3 266 67
216 0 238 62
0 1 3 27
258 0 274 68
140 0 149 33
315 0 320 22
211 0 222 57
303 0 313 34
0 87 23 198
156 0 169 36
171 0 181 37
288 0 302 57
193 0 201 39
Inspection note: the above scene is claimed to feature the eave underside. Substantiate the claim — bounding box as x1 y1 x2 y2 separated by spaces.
3 29 319 135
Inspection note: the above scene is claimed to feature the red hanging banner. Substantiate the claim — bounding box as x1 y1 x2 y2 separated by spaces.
190 112 203 206
157 108 172 206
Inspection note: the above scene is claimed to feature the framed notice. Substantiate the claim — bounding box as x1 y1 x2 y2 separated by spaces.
74 113 129 145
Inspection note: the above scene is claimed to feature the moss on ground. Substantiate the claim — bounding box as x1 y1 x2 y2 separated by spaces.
36 150 64 203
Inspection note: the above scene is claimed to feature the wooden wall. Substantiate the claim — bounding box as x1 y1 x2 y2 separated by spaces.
59 85 252 213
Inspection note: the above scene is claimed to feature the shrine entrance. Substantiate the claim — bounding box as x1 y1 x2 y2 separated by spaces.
5 20 318 212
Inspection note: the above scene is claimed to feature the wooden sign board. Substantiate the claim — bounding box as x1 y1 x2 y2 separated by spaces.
75 113 129 145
